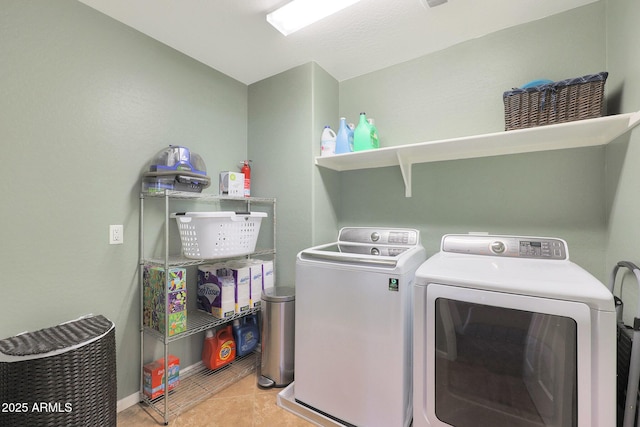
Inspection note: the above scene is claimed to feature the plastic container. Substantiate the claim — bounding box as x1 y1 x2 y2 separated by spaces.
335 118 353 154
148 145 207 175
171 211 267 259
142 145 211 193
233 315 260 357
202 325 236 370
367 118 379 149
320 126 336 157
354 112 374 151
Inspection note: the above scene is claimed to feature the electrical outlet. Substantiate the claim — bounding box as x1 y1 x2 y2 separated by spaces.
109 224 124 245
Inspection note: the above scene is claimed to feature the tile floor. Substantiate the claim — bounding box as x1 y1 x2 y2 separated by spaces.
117 375 312 427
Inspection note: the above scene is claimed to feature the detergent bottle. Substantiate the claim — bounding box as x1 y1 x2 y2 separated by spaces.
367 118 379 149
335 117 353 154
233 314 260 357
353 112 373 151
320 126 337 156
202 325 236 370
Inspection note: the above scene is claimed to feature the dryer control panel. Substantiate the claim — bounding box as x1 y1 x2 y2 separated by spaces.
442 234 568 260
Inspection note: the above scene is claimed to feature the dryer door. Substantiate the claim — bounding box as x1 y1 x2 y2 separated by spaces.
414 283 597 427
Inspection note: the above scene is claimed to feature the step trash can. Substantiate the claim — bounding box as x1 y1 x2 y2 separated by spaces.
258 286 295 388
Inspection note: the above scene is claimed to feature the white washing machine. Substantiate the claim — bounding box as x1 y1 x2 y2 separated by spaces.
413 234 616 427
280 227 426 427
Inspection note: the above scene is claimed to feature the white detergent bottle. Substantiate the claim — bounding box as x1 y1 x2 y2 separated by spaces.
320 126 336 156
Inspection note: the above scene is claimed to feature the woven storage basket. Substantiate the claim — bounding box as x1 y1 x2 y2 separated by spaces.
0 315 116 427
503 72 608 131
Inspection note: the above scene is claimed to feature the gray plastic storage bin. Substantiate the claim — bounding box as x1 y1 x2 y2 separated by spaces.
258 286 295 388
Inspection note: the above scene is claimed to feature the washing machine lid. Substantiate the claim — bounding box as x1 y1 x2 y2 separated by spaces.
415 234 614 311
298 227 424 269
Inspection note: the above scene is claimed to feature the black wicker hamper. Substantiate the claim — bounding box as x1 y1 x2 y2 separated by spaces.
0 315 116 427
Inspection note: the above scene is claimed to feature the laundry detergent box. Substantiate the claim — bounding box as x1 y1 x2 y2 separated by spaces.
143 266 187 336
226 260 251 314
198 264 235 319
143 355 180 400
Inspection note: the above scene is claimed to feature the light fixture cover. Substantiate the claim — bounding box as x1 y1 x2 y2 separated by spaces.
421 0 448 7
267 0 362 36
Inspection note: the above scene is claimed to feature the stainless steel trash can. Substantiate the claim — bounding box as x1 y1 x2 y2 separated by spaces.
258 286 295 388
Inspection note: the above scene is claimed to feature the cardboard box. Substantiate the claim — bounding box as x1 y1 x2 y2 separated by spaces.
249 261 264 309
262 260 274 291
225 260 251 314
143 355 180 400
143 266 187 336
219 171 244 197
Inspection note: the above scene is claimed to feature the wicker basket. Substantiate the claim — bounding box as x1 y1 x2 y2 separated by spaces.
0 315 116 427
503 72 608 131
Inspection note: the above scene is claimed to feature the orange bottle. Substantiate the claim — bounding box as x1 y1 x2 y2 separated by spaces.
202 325 236 370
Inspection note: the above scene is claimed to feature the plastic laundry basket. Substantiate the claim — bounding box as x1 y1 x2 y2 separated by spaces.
171 211 267 259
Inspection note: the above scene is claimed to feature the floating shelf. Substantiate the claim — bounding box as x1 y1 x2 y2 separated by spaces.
315 111 640 197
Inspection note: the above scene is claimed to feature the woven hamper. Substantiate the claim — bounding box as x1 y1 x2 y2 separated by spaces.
503 72 608 131
0 315 116 427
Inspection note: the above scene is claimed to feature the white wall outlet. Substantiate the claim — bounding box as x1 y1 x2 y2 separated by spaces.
109 224 124 245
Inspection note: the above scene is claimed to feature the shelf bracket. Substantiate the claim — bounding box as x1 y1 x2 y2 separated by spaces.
629 110 640 130
396 151 413 197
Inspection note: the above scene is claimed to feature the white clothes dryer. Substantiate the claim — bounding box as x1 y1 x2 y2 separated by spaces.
283 227 426 427
413 234 616 427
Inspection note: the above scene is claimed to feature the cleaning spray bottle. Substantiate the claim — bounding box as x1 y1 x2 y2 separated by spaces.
240 160 251 198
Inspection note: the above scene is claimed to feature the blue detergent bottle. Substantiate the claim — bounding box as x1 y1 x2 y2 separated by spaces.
233 314 259 357
335 117 353 154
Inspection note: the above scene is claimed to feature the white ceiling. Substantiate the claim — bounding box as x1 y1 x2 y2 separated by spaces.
78 0 598 85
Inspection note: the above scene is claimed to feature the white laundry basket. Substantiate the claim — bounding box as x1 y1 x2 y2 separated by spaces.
171 211 267 259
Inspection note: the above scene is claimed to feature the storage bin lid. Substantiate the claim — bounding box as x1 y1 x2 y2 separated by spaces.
262 286 295 302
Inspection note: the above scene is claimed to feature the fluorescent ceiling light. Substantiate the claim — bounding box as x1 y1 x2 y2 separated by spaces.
267 0 362 36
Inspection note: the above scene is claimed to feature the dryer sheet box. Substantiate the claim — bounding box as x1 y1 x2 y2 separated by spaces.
143 355 180 400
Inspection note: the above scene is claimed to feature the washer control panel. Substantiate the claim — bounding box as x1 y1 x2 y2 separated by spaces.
338 227 419 246
442 234 568 260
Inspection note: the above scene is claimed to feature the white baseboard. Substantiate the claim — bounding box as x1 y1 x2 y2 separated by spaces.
117 392 141 413
117 360 205 413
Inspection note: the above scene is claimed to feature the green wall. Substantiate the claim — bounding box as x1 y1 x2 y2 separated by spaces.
338 2 608 276
248 63 339 286
3 0 639 408
605 0 640 326
1 0 248 400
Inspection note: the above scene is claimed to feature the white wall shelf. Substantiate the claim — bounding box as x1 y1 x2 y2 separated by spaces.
315 111 640 197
